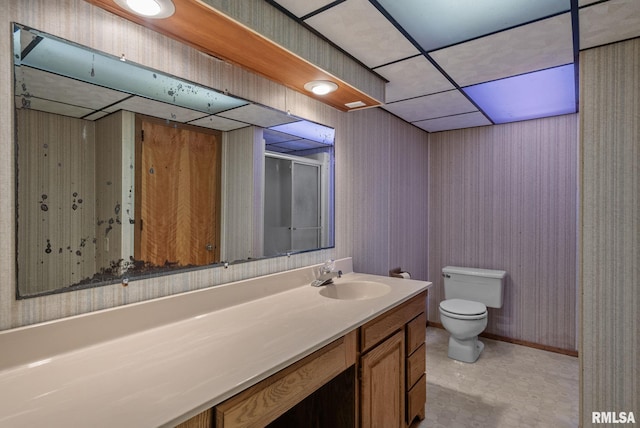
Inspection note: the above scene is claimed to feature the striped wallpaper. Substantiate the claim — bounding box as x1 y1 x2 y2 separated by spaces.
580 38 640 425
15 110 98 296
335 107 430 280
428 116 579 352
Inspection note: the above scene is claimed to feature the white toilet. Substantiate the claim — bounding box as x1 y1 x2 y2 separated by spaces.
439 266 507 363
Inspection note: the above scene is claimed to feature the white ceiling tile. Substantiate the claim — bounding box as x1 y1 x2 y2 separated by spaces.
431 13 574 87
83 111 111 121
580 0 640 50
218 104 298 128
413 112 492 133
376 56 455 102
15 66 130 110
189 115 249 131
272 0 335 18
305 0 419 68
15 96 95 118
105 97 208 123
382 90 478 123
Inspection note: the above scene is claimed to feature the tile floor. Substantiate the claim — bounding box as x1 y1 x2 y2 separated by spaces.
417 327 579 428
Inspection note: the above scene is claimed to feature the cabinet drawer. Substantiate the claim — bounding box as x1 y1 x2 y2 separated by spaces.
406 312 426 355
406 343 425 389
360 291 427 353
407 374 426 425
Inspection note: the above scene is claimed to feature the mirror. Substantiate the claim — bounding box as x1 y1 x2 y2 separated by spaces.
13 24 335 298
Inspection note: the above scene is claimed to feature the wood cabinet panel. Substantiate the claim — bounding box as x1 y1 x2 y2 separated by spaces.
175 408 213 428
215 331 356 428
265 367 355 428
360 292 426 353
360 330 405 428
407 375 426 426
406 312 426 355
406 343 426 390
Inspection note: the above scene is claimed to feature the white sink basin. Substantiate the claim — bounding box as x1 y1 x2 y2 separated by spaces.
319 280 391 300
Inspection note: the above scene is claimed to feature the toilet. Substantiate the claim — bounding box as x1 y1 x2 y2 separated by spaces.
439 266 507 363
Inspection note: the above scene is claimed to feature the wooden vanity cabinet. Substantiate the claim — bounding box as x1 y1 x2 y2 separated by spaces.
358 291 427 428
199 291 427 428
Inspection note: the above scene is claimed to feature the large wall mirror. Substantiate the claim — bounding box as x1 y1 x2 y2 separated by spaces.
13 24 335 298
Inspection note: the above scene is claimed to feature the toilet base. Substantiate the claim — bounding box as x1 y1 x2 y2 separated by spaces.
448 336 485 363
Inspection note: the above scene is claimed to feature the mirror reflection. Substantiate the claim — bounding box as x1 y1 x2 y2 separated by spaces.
13 24 335 298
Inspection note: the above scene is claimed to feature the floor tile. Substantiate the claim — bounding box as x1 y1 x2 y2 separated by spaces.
416 327 579 428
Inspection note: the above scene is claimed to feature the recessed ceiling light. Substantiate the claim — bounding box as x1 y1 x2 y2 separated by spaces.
114 0 175 19
304 80 338 95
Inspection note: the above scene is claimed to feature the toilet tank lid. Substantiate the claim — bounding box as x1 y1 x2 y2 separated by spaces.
443 266 506 279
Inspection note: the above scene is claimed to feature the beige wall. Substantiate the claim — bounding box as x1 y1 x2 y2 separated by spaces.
580 38 640 424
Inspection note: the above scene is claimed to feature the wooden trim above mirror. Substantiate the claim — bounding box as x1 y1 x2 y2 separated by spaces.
83 0 382 112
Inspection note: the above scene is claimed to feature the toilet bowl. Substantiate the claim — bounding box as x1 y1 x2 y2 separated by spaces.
439 298 488 363
439 266 506 363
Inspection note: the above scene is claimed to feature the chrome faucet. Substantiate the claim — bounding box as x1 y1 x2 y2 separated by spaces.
311 260 342 287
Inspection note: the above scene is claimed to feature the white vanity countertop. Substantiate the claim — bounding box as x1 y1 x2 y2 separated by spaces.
0 259 430 427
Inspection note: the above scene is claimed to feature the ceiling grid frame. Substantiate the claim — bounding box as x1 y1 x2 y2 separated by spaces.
273 0 638 132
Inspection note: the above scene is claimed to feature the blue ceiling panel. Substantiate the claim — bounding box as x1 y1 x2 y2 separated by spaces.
374 0 571 52
462 64 576 124
269 120 335 145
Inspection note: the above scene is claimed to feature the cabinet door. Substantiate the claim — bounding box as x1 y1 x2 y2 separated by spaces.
360 330 405 428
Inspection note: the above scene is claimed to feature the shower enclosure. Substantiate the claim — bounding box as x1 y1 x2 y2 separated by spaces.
264 153 328 257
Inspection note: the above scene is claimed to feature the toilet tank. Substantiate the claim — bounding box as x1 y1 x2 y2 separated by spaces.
442 266 507 308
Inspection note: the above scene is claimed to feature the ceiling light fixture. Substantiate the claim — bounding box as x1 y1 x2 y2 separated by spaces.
114 0 175 18
304 80 338 96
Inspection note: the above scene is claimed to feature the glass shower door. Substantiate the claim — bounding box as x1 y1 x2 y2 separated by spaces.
263 156 321 256
291 162 320 252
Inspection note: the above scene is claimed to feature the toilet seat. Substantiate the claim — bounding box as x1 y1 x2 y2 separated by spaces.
439 298 487 320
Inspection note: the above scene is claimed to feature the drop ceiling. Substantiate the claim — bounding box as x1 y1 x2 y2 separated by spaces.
268 0 640 132
18 1 640 135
